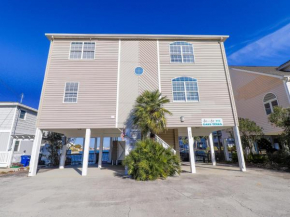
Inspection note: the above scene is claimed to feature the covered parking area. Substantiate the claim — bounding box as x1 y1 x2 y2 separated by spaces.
28 125 246 177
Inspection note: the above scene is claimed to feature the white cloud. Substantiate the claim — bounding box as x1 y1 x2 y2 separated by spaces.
228 23 290 66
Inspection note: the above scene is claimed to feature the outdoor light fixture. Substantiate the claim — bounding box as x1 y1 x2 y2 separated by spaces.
180 116 185 122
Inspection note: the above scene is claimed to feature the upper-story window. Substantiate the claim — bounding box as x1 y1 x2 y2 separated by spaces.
19 110 26 119
64 82 79 103
263 93 278 115
172 77 199 102
70 42 95 59
170 42 194 63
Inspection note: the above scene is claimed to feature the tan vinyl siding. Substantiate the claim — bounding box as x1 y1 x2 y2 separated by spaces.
159 40 235 127
117 40 159 127
37 39 119 129
230 69 290 135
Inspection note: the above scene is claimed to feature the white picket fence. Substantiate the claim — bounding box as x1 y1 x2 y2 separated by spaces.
0 151 10 167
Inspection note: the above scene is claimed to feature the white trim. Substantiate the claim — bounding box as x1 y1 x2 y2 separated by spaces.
230 68 283 79
115 39 121 128
157 40 161 92
0 103 37 113
36 40 53 127
220 42 238 126
63 82 79 103
46 33 229 42
283 80 290 104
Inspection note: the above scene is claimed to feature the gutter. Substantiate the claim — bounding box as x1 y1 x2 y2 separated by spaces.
45 33 229 42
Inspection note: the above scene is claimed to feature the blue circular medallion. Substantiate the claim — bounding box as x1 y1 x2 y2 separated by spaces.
135 67 144 75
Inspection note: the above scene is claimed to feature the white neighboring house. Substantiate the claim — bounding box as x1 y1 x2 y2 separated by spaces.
0 102 37 167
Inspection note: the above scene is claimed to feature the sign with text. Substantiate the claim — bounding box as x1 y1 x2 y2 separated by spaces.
202 118 223 127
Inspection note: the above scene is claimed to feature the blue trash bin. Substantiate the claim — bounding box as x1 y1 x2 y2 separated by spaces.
21 155 31 167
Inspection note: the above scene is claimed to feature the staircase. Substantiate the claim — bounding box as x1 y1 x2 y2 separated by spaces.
155 135 176 155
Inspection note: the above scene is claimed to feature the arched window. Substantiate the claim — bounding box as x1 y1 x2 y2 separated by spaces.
170 42 194 63
263 93 278 115
172 77 199 102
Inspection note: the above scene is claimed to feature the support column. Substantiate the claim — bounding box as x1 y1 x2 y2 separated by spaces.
82 129 91 176
187 127 196 173
108 137 112 163
59 136 67 169
93 138 97 164
124 128 131 175
208 133 216 166
223 138 230 161
28 128 43 177
233 126 246 172
81 138 85 165
98 136 104 168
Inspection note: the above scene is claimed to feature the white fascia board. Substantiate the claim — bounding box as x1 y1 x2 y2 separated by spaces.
0 102 37 113
45 33 229 42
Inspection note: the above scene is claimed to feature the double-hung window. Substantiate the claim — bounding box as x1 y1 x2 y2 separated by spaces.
64 82 79 103
263 93 278 115
170 42 194 63
70 42 95 59
172 77 199 102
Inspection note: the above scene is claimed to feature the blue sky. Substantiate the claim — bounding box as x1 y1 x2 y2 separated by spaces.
0 0 290 110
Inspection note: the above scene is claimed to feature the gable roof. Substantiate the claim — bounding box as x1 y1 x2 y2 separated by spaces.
230 66 290 78
278 60 290 71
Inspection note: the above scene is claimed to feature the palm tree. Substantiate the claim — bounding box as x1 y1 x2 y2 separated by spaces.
133 90 172 139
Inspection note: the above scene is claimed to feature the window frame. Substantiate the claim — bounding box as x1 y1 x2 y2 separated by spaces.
171 77 200 102
19 110 26 120
263 93 279 115
169 42 195 64
63 82 80 103
13 140 20 152
69 42 96 60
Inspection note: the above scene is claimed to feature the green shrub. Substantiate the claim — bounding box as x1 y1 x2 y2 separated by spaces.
247 153 268 164
268 150 290 165
231 152 238 163
123 139 181 181
286 156 290 169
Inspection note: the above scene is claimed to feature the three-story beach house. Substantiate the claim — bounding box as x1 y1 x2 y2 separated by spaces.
29 34 246 176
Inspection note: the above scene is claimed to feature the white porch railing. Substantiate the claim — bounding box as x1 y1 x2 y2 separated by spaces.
0 151 10 167
155 135 176 155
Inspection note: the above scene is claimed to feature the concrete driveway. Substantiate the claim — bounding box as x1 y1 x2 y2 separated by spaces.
0 163 289 217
